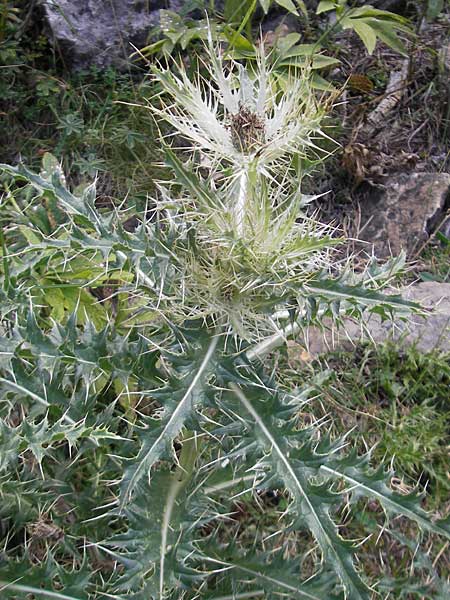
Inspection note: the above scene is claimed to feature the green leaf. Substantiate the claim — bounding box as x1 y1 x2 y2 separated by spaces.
320 454 450 540
275 33 302 54
304 279 419 314
120 334 218 505
274 0 299 16
317 0 336 14
164 147 219 213
281 43 322 58
230 382 370 599
0 421 21 472
348 7 408 24
295 0 308 19
351 21 377 54
259 0 271 14
111 465 209 596
280 54 340 70
223 26 255 54
0 560 91 600
203 555 339 599
427 0 444 20
0 583 85 600
368 19 407 55
310 72 337 92
0 163 87 221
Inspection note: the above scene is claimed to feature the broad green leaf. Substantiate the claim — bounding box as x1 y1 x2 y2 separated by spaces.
280 55 340 70
282 43 323 58
310 72 337 92
351 21 377 54
295 0 308 19
276 32 302 54
223 26 255 53
427 0 444 20
348 7 408 24
18 225 41 245
368 19 407 55
317 0 336 14
274 0 299 16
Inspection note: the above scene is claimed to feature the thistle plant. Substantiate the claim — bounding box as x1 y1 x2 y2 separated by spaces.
0 42 448 600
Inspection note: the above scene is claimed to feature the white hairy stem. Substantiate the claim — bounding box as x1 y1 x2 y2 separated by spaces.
235 169 248 235
246 321 301 361
159 475 184 599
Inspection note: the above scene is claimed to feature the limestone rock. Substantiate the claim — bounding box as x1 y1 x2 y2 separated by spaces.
359 172 450 259
40 0 182 71
298 282 450 356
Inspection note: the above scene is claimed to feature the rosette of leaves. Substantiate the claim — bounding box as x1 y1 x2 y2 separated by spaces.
0 40 448 599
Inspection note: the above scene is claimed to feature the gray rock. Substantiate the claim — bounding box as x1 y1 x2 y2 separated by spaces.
295 282 450 357
358 172 450 259
40 0 182 71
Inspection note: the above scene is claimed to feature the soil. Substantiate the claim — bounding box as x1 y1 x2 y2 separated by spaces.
308 15 450 246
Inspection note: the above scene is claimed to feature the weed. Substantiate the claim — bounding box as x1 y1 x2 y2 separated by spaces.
0 39 448 598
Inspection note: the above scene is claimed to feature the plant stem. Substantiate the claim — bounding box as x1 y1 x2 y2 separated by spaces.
175 430 200 485
235 169 248 235
159 430 200 599
246 320 302 360
313 7 352 52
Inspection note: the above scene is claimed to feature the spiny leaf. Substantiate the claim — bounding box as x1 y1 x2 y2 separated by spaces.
0 559 91 600
164 147 219 213
0 583 85 600
110 468 209 597
304 278 419 313
1 162 90 223
120 334 218 505
320 453 450 540
229 382 370 599
203 553 341 599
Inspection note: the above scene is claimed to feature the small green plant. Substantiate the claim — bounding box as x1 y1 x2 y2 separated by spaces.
316 0 411 55
224 0 308 39
141 0 412 62
0 0 20 44
138 0 413 116
0 40 448 598
420 232 450 282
